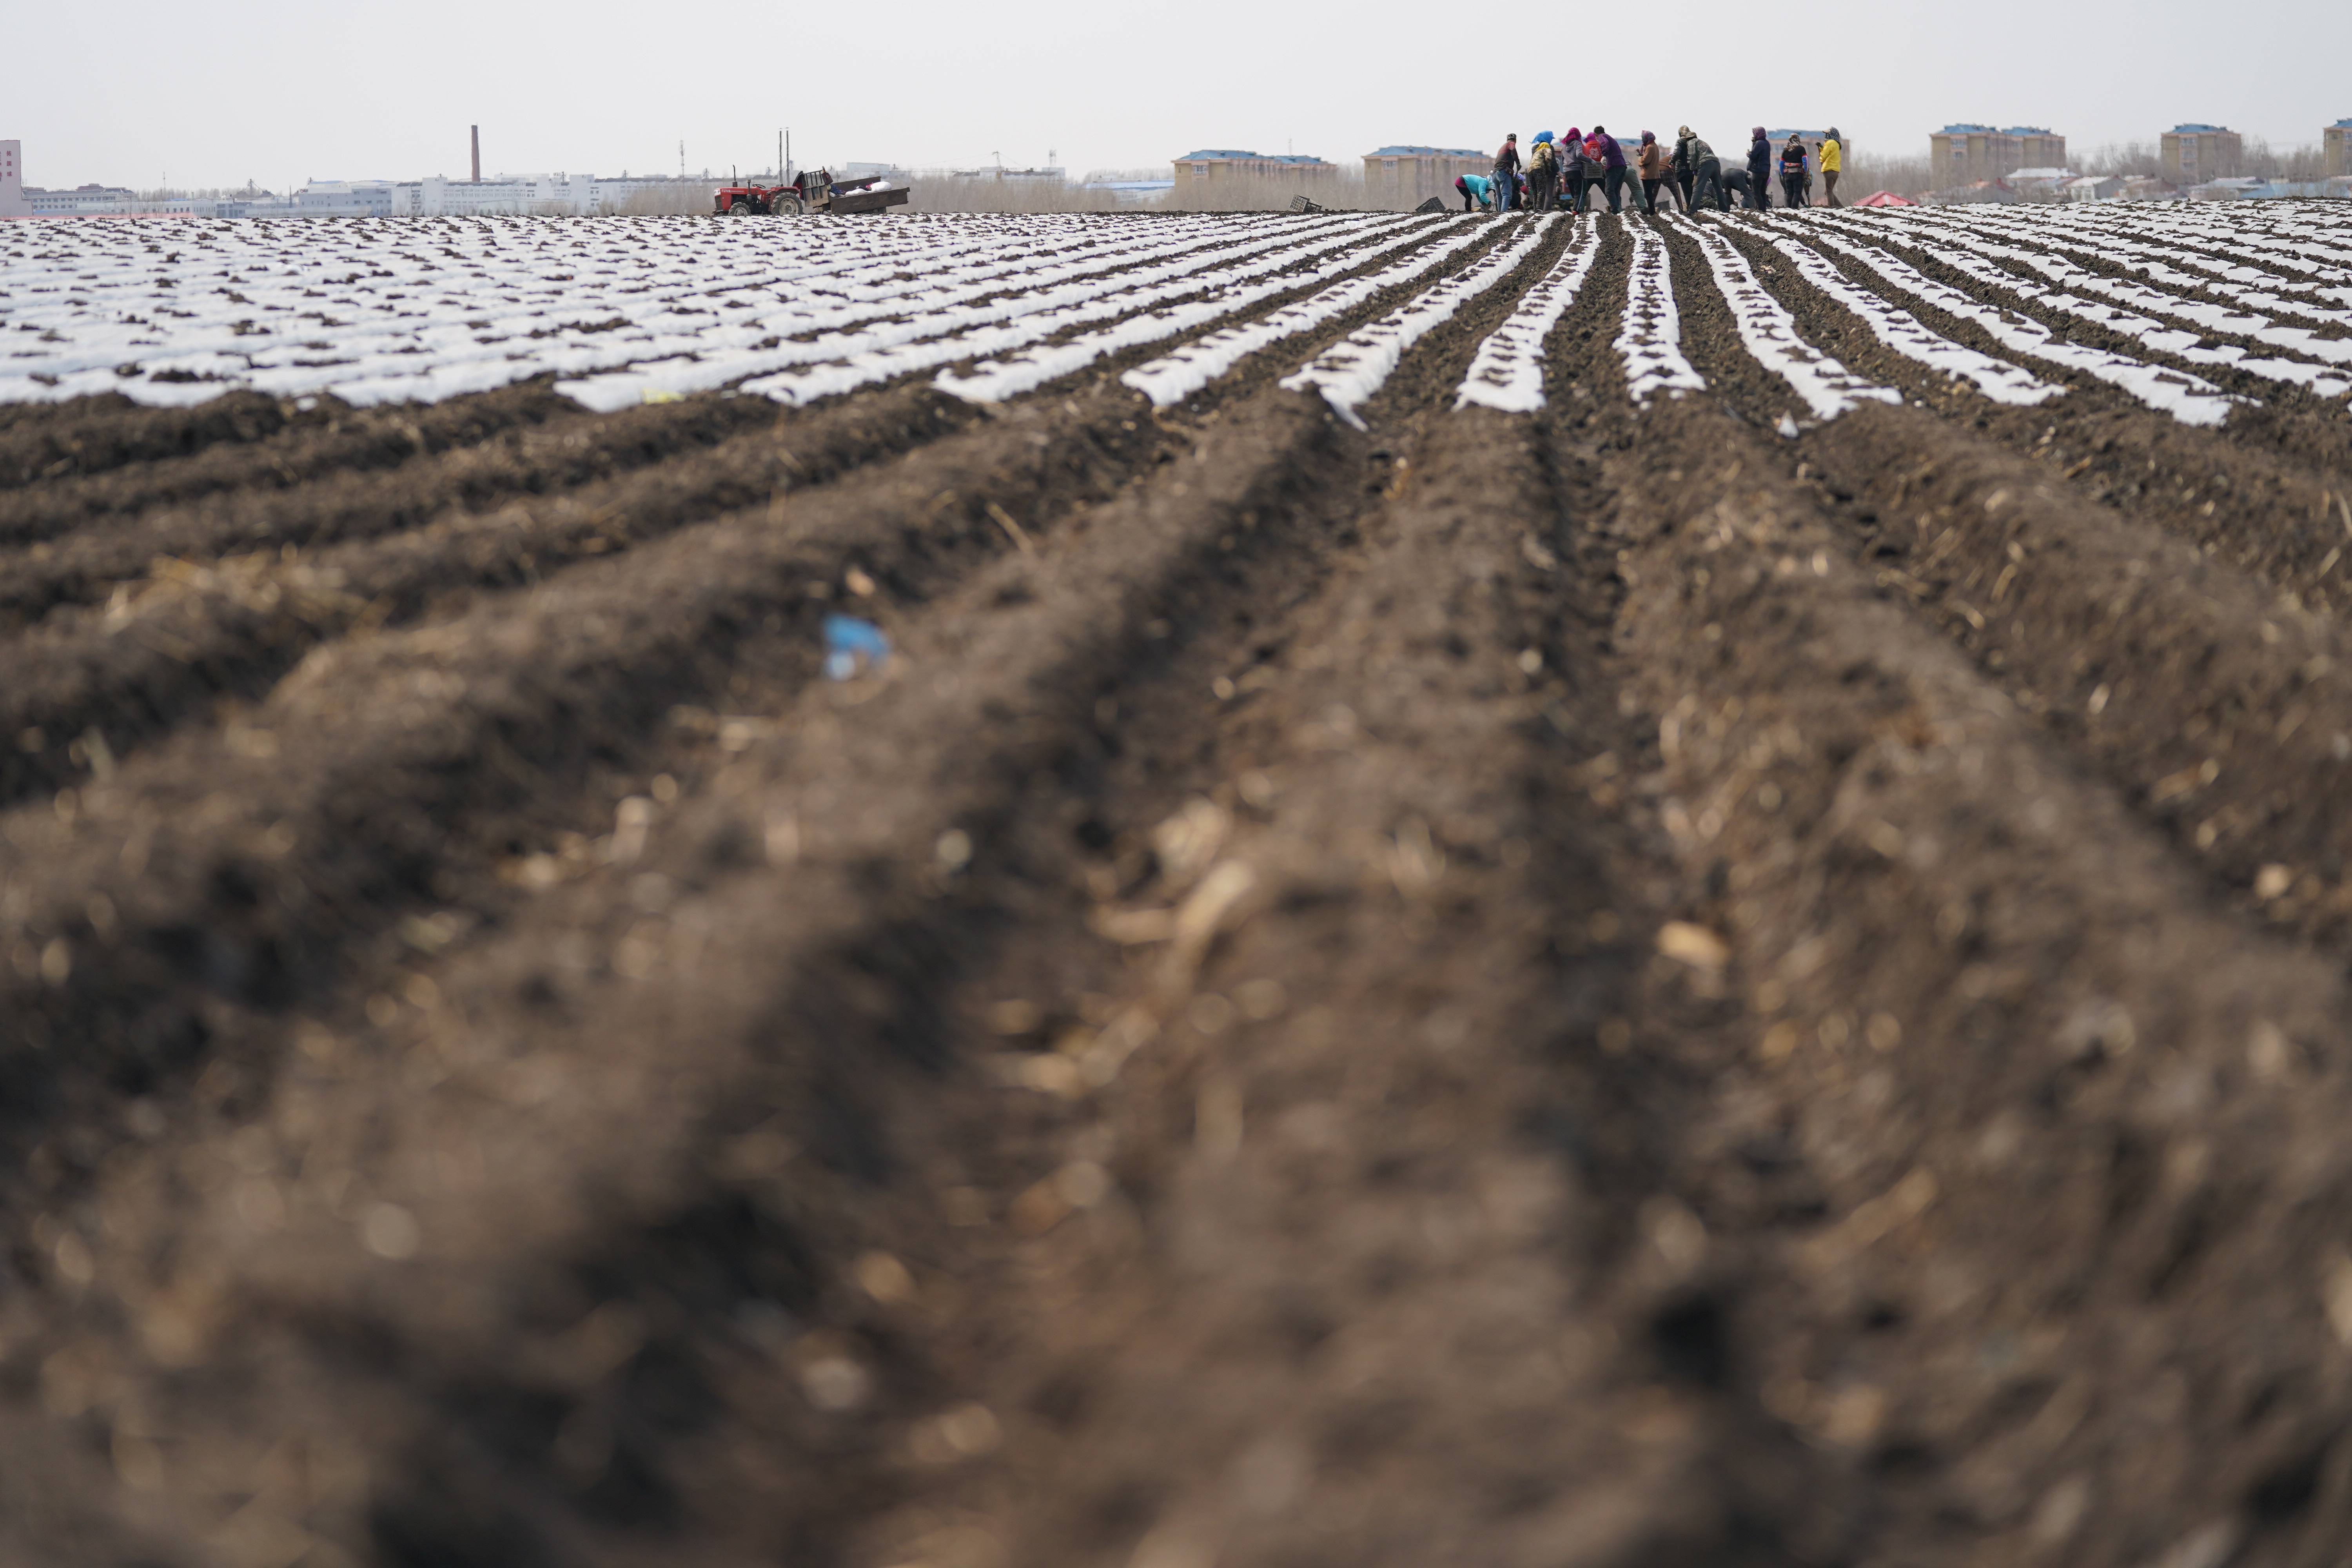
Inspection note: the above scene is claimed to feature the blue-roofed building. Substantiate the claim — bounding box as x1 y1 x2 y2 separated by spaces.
2327 119 2351 179
2162 124 2241 183
1171 149 1338 186
1362 145 1489 207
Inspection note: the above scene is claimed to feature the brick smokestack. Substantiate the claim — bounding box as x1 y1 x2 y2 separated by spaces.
471 125 481 184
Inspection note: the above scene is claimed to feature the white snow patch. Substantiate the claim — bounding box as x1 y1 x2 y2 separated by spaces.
1119 218 1490 407
1724 218 2060 406
1798 218 2237 427
1871 215 2352 394
934 216 1428 403
1616 220 1705 405
1454 220 1602 412
1281 217 1555 427
1680 217 1898 421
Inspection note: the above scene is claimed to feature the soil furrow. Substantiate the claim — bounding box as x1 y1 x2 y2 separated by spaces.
0 220 1522 808
0 390 334 492
0 385 983 809
0 385 1369 1568
0 227 1419 619
0 386 1171 1152
1800 214 2352 474
1601 388 2352 1568
11 204 2352 1568
0 389 781 599
1709 219 2352 622
0 383 585 546
1661 220 2352 958
940 393 1848 1564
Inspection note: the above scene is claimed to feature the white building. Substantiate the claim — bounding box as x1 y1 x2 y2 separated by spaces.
0 141 25 218
2064 174 2125 202
401 174 612 215
25 183 139 215
2007 165 2076 198
297 180 402 216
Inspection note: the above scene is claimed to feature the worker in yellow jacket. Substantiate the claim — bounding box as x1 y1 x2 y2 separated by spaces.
1820 128 1844 207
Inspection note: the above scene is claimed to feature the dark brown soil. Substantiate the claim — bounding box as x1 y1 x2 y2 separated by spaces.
7 207 2352 1568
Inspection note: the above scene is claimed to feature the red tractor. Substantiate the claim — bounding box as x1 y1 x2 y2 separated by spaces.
712 169 910 217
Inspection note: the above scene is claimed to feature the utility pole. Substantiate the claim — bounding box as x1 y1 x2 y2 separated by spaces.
679 140 685 180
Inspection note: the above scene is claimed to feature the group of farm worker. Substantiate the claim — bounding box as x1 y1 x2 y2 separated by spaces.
1455 127 1843 215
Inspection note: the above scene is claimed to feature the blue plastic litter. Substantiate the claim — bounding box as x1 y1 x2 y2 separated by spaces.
823 615 890 681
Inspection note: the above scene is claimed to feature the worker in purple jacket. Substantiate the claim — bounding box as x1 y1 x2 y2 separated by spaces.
1588 125 1627 214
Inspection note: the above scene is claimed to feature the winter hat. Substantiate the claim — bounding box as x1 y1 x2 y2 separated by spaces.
1677 125 1692 138
1591 125 1605 135
1534 131 1553 143
1564 127 1582 144
1751 126 1767 141
1828 127 1841 140
1640 131 1655 145
1506 132 1517 141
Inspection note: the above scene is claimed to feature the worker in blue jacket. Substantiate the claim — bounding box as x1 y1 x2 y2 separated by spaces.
1455 171 1495 211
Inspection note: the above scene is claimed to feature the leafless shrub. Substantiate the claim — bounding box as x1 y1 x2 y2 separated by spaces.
618 182 713 216
1840 153 1933 198
2079 142 2167 179
1167 172 1369 212
902 176 1130 213
893 169 1372 214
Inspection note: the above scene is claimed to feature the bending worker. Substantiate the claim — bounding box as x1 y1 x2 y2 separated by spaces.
1675 127 1725 211
1526 131 1560 213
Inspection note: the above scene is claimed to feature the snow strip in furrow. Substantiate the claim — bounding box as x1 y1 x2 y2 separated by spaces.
1798 220 2235 426
931 218 1433 403
0 214 1285 410
1679 218 1898 422
1454 220 1602 412
565 217 1373 411
1279 217 1555 427
2136 218 2352 285
1726 220 2060 406
1119 219 1492 408
0 217 1114 404
1617 220 1706 405
743 217 1408 408
1886 216 2352 384
546 217 1336 410
1961 211 2352 324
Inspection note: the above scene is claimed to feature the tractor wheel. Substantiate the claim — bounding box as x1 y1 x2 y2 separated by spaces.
769 194 803 217
728 199 751 215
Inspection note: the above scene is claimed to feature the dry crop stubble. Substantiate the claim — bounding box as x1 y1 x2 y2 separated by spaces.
6 203 2352 1566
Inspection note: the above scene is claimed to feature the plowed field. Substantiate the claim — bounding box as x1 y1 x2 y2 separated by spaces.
6 202 2352 1568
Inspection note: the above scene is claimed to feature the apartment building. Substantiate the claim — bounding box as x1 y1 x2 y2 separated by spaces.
1928 125 2064 184
0 142 24 218
1361 146 1488 207
1171 150 1338 185
2160 124 2242 183
2327 119 2352 179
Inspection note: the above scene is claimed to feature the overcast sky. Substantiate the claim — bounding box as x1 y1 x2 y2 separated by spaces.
12 0 2350 190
